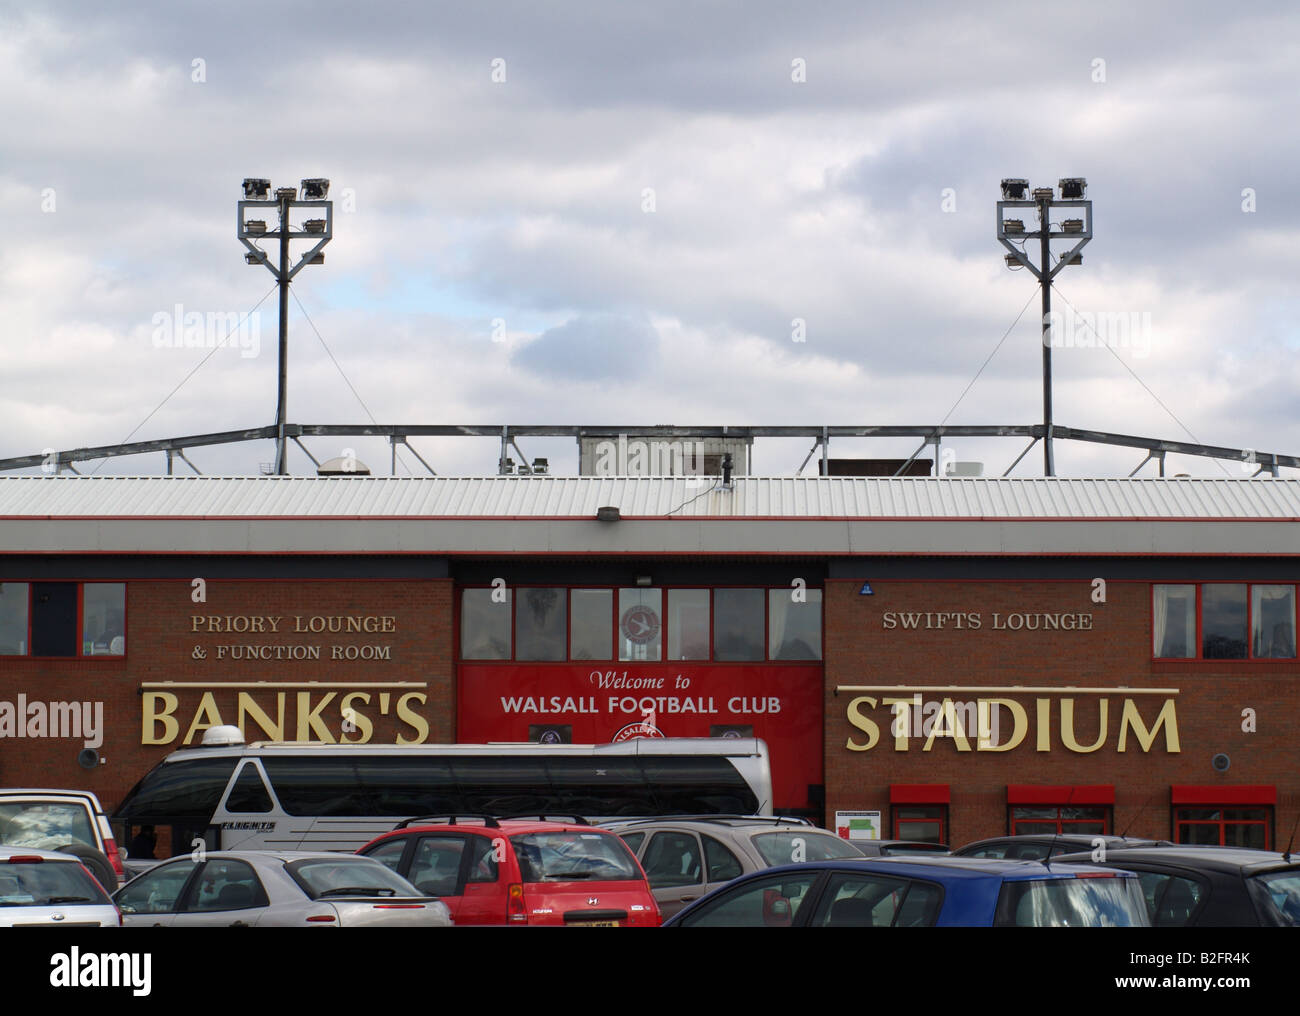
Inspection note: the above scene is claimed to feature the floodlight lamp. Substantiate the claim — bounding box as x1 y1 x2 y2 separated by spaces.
1000 178 1029 200
304 219 326 234
1062 219 1083 234
242 178 271 200
308 253 325 265
1065 253 1082 265
1004 254 1021 269
1058 177 1087 199
1032 187 1054 201
301 178 330 200
244 219 267 235
275 187 298 201
596 506 621 522
1003 219 1025 234
244 252 265 265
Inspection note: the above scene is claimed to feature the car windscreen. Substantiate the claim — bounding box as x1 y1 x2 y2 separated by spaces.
0 859 112 907
510 831 642 883
286 857 423 899
994 875 1150 927
0 802 96 850
1246 870 1300 926
114 757 239 822
752 831 864 866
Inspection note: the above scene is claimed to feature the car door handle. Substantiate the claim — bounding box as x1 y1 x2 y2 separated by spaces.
228 920 250 928
679 895 697 902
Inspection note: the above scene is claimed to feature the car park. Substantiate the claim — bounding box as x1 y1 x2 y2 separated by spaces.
1051 845 1300 926
0 846 121 927
662 856 1151 927
602 815 870 919
112 850 451 927
0 789 125 891
358 814 660 926
953 833 1169 861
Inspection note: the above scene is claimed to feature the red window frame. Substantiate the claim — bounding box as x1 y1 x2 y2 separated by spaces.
456 583 823 664
1173 808 1271 849
1 580 127 660
1152 582 1297 662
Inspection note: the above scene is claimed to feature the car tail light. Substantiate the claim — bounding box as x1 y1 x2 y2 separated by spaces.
507 883 528 924
373 904 424 910
5 856 44 864
1071 872 1117 879
104 838 126 876
306 914 337 923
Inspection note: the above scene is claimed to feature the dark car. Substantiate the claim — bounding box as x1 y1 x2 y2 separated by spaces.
954 834 1169 862
1052 846 1300 926
662 855 1150 927
852 840 951 857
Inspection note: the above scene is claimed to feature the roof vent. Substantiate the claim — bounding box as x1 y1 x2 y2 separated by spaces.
318 456 371 476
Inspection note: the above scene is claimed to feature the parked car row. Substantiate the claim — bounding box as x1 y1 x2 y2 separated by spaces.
6 788 1299 928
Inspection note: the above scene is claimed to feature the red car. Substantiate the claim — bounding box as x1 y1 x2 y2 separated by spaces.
358 815 661 927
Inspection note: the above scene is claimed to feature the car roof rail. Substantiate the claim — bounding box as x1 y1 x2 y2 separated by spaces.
497 814 591 826
600 814 813 828
392 814 500 830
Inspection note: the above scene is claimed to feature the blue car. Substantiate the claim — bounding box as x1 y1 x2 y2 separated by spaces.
661 855 1150 927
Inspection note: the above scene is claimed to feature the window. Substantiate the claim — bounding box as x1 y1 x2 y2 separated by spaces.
516 587 565 661
410 836 467 897
1154 583 1297 660
893 805 947 844
641 832 702 888
570 589 612 660
810 872 937 928
1252 586 1296 658
667 589 709 660
191 859 266 912
0 583 28 655
459 583 825 663
1010 806 1109 836
116 860 198 915
1175 808 1269 850
364 838 408 873
82 583 126 656
713 588 764 661
1152 584 1195 658
677 870 819 927
768 588 822 660
0 582 126 658
224 763 272 813
1136 871 1205 927
618 588 662 662
702 835 743 882
461 588 511 660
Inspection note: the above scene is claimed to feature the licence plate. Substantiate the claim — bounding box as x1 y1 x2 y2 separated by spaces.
569 920 619 927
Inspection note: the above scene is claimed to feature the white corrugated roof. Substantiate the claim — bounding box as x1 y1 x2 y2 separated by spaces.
1 474 1299 519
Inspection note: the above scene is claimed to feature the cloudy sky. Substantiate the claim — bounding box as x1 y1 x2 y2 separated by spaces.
2 1 1298 479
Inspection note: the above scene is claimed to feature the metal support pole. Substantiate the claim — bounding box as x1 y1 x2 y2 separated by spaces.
1039 196 1054 477
275 193 290 475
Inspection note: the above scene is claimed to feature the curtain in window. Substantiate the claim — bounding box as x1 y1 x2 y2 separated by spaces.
1251 585 1295 658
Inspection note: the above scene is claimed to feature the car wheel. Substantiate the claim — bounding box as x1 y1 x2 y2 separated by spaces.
56 843 118 892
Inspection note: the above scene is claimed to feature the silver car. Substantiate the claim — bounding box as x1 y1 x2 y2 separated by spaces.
0 846 120 927
603 816 869 920
113 851 452 927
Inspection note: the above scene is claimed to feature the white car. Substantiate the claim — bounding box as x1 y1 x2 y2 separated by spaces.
114 851 452 927
0 788 125 891
0 846 121 927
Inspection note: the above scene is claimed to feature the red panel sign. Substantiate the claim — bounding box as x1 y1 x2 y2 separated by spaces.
457 663 823 813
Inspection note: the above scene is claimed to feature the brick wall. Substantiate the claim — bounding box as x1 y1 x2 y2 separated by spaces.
0 577 454 813
824 578 1299 846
